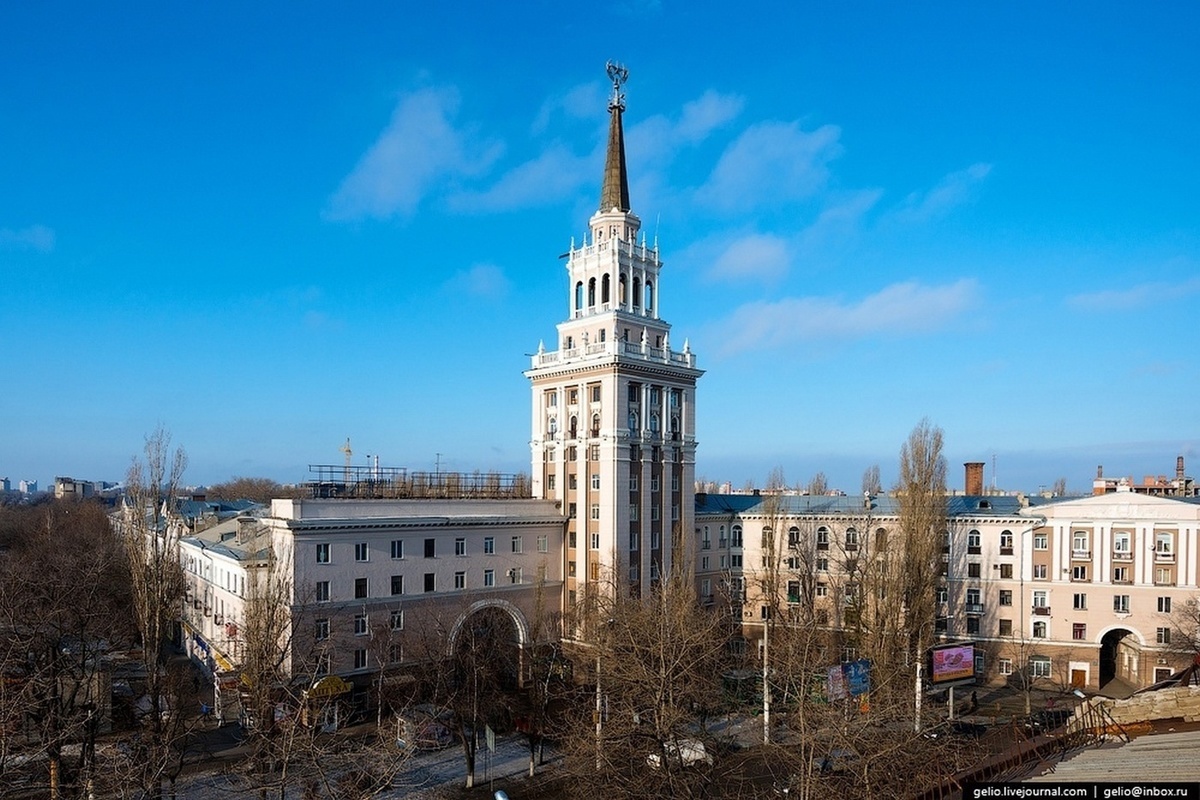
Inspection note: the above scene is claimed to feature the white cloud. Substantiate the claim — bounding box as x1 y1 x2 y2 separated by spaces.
674 91 745 144
890 163 992 224
1067 277 1200 311
694 121 842 212
0 224 55 252
715 279 980 354
707 234 790 282
325 87 503 221
531 82 605 134
448 143 593 212
445 262 510 299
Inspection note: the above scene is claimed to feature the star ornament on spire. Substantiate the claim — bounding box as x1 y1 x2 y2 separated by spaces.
606 61 628 112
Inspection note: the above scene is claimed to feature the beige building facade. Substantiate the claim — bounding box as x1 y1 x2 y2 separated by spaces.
696 487 1200 692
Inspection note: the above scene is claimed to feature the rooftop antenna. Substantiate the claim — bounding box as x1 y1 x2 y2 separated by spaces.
340 438 352 484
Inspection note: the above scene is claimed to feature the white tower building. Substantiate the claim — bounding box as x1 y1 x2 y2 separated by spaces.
526 64 702 609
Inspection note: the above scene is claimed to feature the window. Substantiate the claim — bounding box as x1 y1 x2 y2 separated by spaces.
354 649 368 670
701 578 712 597
999 589 1012 606
547 474 556 490
511 536 523 554
1159 597 1173 614
390 610 404 631
591 504 601 520
354 578 368 599
1032 621 1047 639
1072 565 1088 581
589 444 599 461
1072 531 1089 555
629 475 639 491
355 542 368 562
1158 627 1172 645
569 473 578 489
999 564 1013 579
454 571 465 590
629 505 638 521
314 653 330 676
1033 564 1047 579
817 557 829 572
815 583 828 598
1033 534 1048 550
1156 568 1174 586
510 567 522 584
389 644 403 664
315 618 329 641
455 538 466 556
650 506 660 521
966 588 981 606
700 556 708 570
424 538 435 558
967 530 981 554
390 575 404 596
817 527 829 549
316 581 330 602
999 619 1013 636
1030 656 1051 678
423 573 435 593
591 473 600 490
1073 623 1087 640
354 613 368 636
968 563 981 578
701 528 711 550
629 531 639 551
1000 530 1014 554
1032 590 1048 610
1113 595 1130 613
999 658 1013 676
591 532 600 550
484 536 495 554
391 540 404 559
1073 593 1087 610
731 526 743 547
1113 531 1131 554
845 528 859 550
730 554 742 568
1113 567 1130 583
484 569 495 587
591 385 601 402
966 617 981 635
316 543 330 563
1156 531 1174 555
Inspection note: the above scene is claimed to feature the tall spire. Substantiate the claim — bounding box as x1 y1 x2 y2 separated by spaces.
600 61 631 213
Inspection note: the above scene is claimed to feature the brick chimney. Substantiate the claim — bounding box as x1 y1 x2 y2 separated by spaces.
964 462 985 495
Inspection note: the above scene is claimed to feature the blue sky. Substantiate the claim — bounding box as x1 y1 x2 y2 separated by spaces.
2 2 1197 494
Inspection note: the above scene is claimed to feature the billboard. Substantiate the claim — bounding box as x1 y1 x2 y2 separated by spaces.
930 643 975 684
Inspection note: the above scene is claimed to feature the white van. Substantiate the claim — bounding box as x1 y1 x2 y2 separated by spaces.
646 738 713 769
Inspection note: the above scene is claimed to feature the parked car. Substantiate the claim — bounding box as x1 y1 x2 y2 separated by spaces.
646 738 713 769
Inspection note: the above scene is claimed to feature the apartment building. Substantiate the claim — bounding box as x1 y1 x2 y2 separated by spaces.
179 498 565 724
695 481 1200 692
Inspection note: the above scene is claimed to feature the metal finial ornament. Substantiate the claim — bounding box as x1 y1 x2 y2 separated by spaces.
605 61 628 111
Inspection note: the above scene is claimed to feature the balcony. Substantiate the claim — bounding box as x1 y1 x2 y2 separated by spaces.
999 546 1014 556
1112 551 1133 562
964 603 985 615
1032 606 1051 616
1155 551 1176 563
1071 549 1091 560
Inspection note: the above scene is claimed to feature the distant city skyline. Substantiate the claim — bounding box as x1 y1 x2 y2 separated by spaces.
2 4 1196 494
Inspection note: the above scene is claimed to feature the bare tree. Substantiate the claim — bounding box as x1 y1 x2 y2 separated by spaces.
806 472 828 497
117 427 195 798
0 500 135 799
861 464 882 497
895 419 948 727
558 570 733 800
1052 477 1068 497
